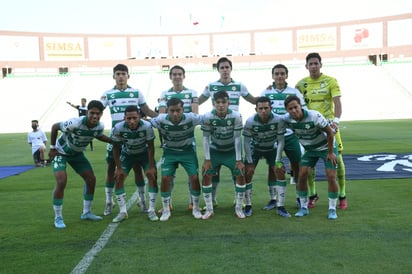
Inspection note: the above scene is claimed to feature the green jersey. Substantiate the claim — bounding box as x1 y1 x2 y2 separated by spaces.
202 79 250 111
111 119 155 155
56 116 105 156
150 113 202 152
158 87 198 113
243 112 282 152
279 110 335 152
296 74 341 119
261 83 307 115
202 109 243 152
100 86 148 127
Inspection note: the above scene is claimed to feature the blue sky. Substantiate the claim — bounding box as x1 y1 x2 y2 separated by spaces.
1 0 411 34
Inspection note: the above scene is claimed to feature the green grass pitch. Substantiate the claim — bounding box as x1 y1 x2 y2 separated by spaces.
0 119 411 273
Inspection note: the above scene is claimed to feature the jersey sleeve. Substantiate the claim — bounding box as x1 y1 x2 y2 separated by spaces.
137 90 147 107
294 88 308 109
146 124 155 141
158 90 167 109
314 111 329 128
234 112 243 132
150 114 164 129
201 113 211 134
111 125 123 144
201 85 211 98
242 116 253 137
277 115 287 135
60 117 81 133
329 77 342 98
189 113 203 126
100 90 109 107
240 83 250 98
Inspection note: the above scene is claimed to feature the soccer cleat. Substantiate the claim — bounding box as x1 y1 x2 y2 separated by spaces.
112 212 128 223
278 206 291 218
137 199 149 213
81 211 103 221
294 208 309 217
202 200 218 211
308 194 319 208
290 176 296 184
148 211 159 222
244 205 253 217
328 209 338 220
277 206 291 218
296 198 301 209
339 196 348 210
103 203 115 216
202 210 214 220
192 209 203 219
160 210 171 221
54 216 66 229
157 205 173 214
233 200 246 209
235 207 246 219
263 199 277 210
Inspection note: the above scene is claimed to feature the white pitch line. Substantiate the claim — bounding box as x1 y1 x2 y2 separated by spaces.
70 190 139 274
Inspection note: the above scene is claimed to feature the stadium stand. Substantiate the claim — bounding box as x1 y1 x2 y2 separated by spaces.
1 61 411 134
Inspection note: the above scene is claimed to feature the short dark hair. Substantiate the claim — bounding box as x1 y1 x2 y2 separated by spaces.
271 64 288 75
31 120 38 123
305 53 322 64
125 105 139 114
217 57 232 70
169 65 185 77
87 100 104 111
284 95 301 108
213 90 229 101
167 97 184 108
113 64 129 74
256 96 271 106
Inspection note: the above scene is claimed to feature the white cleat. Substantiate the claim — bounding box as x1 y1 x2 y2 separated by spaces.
192 209 202 219
160 210 171 221
202 210 214 220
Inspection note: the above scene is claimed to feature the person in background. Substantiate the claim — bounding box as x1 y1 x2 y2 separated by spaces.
28 120 48 167
48 100 112 229
67 98 93 151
